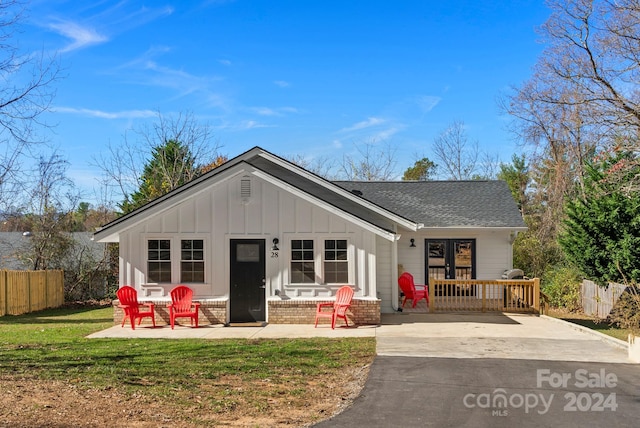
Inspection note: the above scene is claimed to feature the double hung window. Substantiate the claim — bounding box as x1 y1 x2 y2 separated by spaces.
324 239 348 283
148 239 171 283
291 239 315 283
147 238 205 283
181 239 205 283
290 238 350 284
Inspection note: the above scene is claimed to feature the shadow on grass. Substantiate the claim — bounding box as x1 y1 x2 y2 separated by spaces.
0 306 113 325
556 314 629 341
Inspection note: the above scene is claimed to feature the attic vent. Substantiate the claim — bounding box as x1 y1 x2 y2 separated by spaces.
240 177 251 202
351 189 363 197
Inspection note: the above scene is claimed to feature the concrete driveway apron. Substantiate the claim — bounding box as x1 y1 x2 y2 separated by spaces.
313 313 640 428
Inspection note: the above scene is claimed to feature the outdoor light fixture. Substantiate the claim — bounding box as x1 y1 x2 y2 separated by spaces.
272 238 279 251
410 238 416 247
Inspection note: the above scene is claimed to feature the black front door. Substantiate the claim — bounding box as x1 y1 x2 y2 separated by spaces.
426 239 476 296
230 239 266 322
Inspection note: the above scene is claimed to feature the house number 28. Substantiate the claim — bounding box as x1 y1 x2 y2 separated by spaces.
271 251 279 258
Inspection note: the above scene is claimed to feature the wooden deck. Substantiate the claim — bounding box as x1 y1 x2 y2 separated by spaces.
399 278 542 314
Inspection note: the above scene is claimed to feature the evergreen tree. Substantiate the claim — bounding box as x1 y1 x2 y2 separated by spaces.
120 139 197 214
497 154 529 215
402 157 437 181
559 152 640 285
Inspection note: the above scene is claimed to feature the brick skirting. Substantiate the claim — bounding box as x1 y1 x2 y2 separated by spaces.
113 299 227 327
268 298 380 325
113 297 381 326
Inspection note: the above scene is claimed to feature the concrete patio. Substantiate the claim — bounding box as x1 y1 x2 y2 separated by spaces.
88 312 633 364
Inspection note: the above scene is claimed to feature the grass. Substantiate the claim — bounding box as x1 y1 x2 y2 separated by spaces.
547 308 631 341
0 306 376 426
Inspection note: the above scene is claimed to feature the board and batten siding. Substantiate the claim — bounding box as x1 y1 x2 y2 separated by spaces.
370 229 517 308
375 235 396 313
118 170 380 301
395 230 514 283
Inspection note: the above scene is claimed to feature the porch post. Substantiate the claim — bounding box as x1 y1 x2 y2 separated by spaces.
533 277 541 313
391 234 399 312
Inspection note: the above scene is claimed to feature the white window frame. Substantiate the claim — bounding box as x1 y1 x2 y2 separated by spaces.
286 236 354 285
289 238 317 284
146 238 172 284
322 238 350 285
179 238 206 284
143 235 208 285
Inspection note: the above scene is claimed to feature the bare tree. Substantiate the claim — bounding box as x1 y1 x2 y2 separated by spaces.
539 0 640 132
0 1 59 211
524 0 640 190
12 153 114 299
19 153 78 270
286 153 336 179
338 140 398 181
499 0 640 247
431 120 481 180
94 111 224 209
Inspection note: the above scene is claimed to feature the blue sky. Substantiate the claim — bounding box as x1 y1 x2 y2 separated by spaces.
23 0 551 205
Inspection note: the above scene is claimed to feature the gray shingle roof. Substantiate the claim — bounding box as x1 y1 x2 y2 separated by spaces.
0 232 28 269
333 180 526 228
0 232 105 270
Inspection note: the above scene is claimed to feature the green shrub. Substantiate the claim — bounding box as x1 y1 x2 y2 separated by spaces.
542 265 582 311
513 228 564 279
609 285 640 335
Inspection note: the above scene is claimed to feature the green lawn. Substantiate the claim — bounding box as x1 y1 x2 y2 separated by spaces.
0 306 376 426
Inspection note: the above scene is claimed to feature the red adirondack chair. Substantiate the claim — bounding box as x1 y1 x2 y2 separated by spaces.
117 285 156 329
398 272 429 308
168 285 200 329
314 285 354 329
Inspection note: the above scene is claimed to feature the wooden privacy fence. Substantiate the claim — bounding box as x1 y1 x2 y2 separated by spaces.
429 278 542 313
0 270 65 316
581 279 626 319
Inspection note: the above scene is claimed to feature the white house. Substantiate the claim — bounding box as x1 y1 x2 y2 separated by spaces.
93 147 526 325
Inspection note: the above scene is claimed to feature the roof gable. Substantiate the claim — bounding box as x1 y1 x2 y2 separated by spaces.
93 147 525 242
245 153 416 231
93 147 414 242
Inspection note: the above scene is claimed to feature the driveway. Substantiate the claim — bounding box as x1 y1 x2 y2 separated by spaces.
313 313 640 428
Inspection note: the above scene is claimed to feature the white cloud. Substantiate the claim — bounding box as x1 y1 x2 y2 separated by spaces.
253 107 277 116
202 0 238 6
417 96 441 113
45 4 173 53
340 117 386 133
116 5 175 28
116 47 226 104
48 20 108 52
251 106 299 116
218 59 232 66
54 106 156 119
280 107 299 114
274 80 290 88
373 127 401 140
240 120 271 129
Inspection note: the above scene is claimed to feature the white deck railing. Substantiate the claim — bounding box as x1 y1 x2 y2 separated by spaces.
428 278 541 313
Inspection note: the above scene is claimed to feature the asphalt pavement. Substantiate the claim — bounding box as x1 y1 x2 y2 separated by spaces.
312 313 640 428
